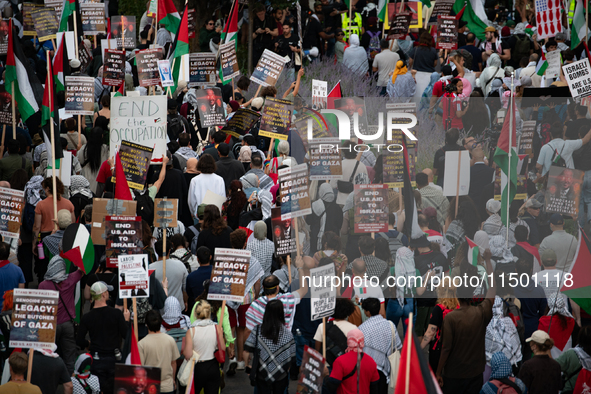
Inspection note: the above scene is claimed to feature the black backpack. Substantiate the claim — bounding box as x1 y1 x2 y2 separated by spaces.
23 202 36 232
167 115 185 142
325 321 348 366
511 34 531 66
134 190 154 225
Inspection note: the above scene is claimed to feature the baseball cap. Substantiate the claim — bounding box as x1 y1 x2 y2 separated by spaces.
549 213 564 225
486 199 501 214
251 97 264 111
69 59 81 69
505 20 516 27
90 281 114 300
57 209 72 229
526 330 551 344
525 199 543 209
541 249 557 265
484 26 496 33
197 203 207 219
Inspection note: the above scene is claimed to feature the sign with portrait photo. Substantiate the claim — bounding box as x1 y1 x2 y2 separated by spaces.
111 15 136 50
544 166 584 216
114 365 161 394
195 87 225 127
334 97 369 137
271 207 297 256
0 19 8 55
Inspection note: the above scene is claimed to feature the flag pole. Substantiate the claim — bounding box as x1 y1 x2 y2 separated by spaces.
586 0 589 44
47 50 58 231
73 11 79 59
405 312 413 394
10 81 15 139
26 350 34 382
506 72 514 248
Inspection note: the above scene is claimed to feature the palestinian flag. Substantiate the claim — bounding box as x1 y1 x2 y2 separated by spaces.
327 81 342 110
130 327 142 364
466 237 479 266
572 0 587 49
6 20 41 122
452 0 489 40
220 0 239 85
158 0 181 34
114 80 125 97
395 326 442 394
40 53 63 164
377 0 388 22
59 0 75 32
169 5 189 93
562 228 591 315
53 33 70 93
536 52 548 76
41 58 55 128
114 152 133 200
524 24 535 36
493 88 517 226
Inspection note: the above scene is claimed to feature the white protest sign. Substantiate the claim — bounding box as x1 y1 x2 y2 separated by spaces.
312 79 327 109
443 150 470 197
310 263 336 320
47 151 72 186
101 39 118 62
563 58 591 99
118 254 150 298
545 50 561 79
158 59 174 87
56 31 75 60
110 95 168 163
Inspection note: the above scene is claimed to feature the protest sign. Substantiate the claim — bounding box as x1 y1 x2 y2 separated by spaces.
189 53 216 87
78 44 93 74
103 49 126 86
431 0 455 18
118 254 150 298
195 87 225 127
10 289 59 350
110 95 168 163
80 3 105 35
563 58 591 99
544 166 583 217
65 76 95 116
105 216 142 268
312 80 328 109
208 248 251 303
0 92 12 125
202 191 226 213
136 48 163 87
259 98 292 140
335 97 369 137
535 0 562 39
271 207 297 256
519 121 536 158
114 365 160 393
309 139 343 180
44 0 62 16
443 150 470 197
251 49 286 87
0 187 24 240
0 19 8 55
494 167 526 201
100 39 118 61
91 198 137 245
222 108 261 138
154 198 178 228
23 3 43 36
111 15 136 49
383 142 416 187
46 151 72 186
116 140 153 190
436 16 458 50
297 346 326 394
388 12 412 39
545 49 561 79
187 8 196 38
309 264 336 320
279 163 312 220
294 110 333 151
31 7 58 41
353 184 389 233
219 41 240 82
158 60 174 87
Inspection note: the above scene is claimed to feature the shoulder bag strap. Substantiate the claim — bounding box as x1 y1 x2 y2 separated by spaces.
349 160 360 183
52 282 76 322
389 321 396 353
342 353 364 381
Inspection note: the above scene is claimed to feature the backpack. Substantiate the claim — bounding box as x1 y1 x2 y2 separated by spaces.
503 298 525 344
23 202 36 232
325 321 348 365
367 31 381 60
489 377 523 394
136 297 152 324
134 190 155 225
166 328 187 355
511 34 531 66
186 225 200 255
178 251 194 273
167 115 185 142
378 232 405 260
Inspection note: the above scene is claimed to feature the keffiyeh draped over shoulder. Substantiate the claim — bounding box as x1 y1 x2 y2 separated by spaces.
485 297 522 366
70 175 93 199
161 297 191 330
25 175 44 205
72 353 101 394
183 88 199 108
395 247 415 306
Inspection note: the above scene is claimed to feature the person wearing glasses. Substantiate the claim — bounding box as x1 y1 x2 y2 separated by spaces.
519 198 543 248
199 18 221 52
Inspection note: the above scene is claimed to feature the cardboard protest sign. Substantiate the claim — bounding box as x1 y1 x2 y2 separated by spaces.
310 264 336 320
105 216 142 268
431 0 455 19
91 198 137 245
189 52 217 87
494 167 526 201
312 80 328 110
271 207 297 256
563 58 591 99
388 12 412 39
158 60 174 87
259 98 292 140
545 49 561 79
219 41 240 82
0 91 12 125
436 16 457 50
251 49 286 87
116 140 153 190
110 95 168 163
118 254 150 298
297 346 326 394
279 163 312 220
443 150 470 196
65 76 95 116
309 139 342 180
208 248 250 303
335 97 369 137
10 289 58 349
114 365 160 394
0 19 8 55
383 142 416 187
111 15 136 49
0 187 25 240
23 3 43 36
80 3 105 35
535 0 562 39
103 49 126 86
195 87 225 127
136 48 163 87
154 198 178 228
187 8 196 38
31 7 58 41
544 166 583 216
222 108 261 138
353 184 389 233
519 121 536 158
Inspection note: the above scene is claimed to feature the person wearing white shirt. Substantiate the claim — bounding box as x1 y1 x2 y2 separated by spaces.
536 124 591 178
187 153 226 219
421 168 443 192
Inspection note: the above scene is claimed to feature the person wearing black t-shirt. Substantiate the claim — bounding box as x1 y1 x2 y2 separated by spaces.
275 23 300 69
303 6 334 59
252 5 278 66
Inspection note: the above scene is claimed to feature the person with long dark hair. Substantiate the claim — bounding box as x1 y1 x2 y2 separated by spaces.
244 299 295 394
223 180 248 230
409 31 439 72
77 127 108 195
196 205 232 254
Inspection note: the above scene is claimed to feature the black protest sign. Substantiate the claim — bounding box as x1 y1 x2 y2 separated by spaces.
31 7 58 42
103 49 126 86
383 142 416 187
116 140 153 190
309 139 343 180
10 289 59 350
0 19 8 55
78 44 93 74
81 3 105 35
310 264 336 320
187 8 196 38
105 216 142 268
436 16 458 50
189 52 216 87
279 163 312 220
44 0 62 16
136 48 163 87
271 207 297 256
354 184 389 233
389 12 412 39
0 91 12 125
251 49 285 87
114 365 160 393
222 108 261 138
297 346 326 394
431 0 455 20
294 109 333 152
219 41 240 82
519 121 536 159
195 87 226 127
0 187 25 240
563 58 591 99
65 76 95 116
23 3 43 36
544 166 584 217
259 98 292 140
154 198 178 228
111 15 136 50
209 248 250 303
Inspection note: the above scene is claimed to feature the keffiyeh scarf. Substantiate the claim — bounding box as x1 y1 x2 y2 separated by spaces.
25 175 44 205
69 175 93 199
485 297 522 366
395 247 415 306
44 256 68 283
